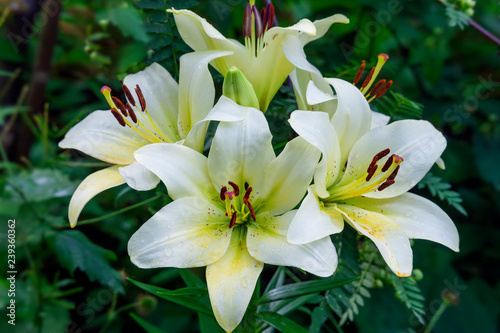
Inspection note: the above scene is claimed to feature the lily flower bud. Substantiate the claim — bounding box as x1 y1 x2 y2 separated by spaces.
222 67 260 109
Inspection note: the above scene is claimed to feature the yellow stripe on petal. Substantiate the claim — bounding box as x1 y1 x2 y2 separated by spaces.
68 166 125 227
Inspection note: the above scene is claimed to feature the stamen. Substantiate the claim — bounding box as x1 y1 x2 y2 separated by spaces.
135 85 146 111
381 154 394 172
388 164 400 181
112 97 128 117
122 84 136 107
361 53 390 94
367 79 386 97
244 182 249 191
220 186 227 201
360 67 375 91
265 4 274 30
366 165 377 182
229 212 237 228
228 181 240 196
367 148 390 171
375 80 393 98
110 108 126 127
353 60 366 85
126 103 137 123
252 5 263 38
243 186 252 202
244 3 252 38
378 179 395 191
246 201 256 221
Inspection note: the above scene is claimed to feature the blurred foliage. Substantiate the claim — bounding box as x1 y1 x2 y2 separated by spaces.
0 0 499 332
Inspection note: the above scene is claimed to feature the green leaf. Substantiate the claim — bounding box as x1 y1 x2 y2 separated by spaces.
179 269 205 288
127 278 213 316
418 172 467 215
0 69 15 77
130 313 166 333
108 5 149 42
53 230 124 292
40 300 72 333
135 0 167 10
157 287 207 296
309 302 329 333
0 105 30 125
258 277 358 304
256 312 308 333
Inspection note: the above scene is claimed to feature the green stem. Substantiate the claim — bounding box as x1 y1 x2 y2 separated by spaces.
76 194 163 226
423 301 449 333
0 142 13 176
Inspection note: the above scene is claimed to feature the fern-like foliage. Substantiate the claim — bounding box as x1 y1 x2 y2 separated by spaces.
443 2 471 30
135 0 198 77
388 275 427 325
375 91 423 120
418 172 467 216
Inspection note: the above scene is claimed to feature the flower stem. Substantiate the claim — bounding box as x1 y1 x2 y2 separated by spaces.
423 301 449 333
469 19 500 48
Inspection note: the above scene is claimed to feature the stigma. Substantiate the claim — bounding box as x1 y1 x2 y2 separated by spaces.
352 53 393 102
101 85 175 144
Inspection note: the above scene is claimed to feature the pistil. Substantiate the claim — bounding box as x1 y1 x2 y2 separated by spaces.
220 181 257 228
352 54 392 102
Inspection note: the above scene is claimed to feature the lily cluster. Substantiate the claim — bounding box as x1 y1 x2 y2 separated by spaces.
60 3 459 332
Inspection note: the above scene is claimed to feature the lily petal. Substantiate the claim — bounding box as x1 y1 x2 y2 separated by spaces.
260 137 320 215
287 187 344 244
247 211 337 277
306 80 335 106
134 143 219 201
300 14 350 46
289 111 340 197
123 62 180 142
370 111 391 129
325 78 372 168
206 233 263 333
340 120 447 198
168 9 249 76
68 166 125 227
290 69 335 116
208 103 275 195
335 203 413 277
177 50 233 138
118 161 160 191
59 110 149 165
128 196 232 268
183 95 246 152
342 193 459 252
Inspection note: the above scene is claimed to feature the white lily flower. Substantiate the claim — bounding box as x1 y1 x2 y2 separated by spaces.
287 79 459 277
168 5 348 111
59 51 239 227
128 97 337 332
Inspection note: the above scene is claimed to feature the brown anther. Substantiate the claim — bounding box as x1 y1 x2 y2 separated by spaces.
229 211 237 228
228 181 240 196
378 179 395 191
360 67 375 90
266 4 275 30
366 165 377 182
244 182 249 191
368 148 390 172
375 80 393 99
381 154 395 172
135 85 146 111
110 108 126 127
387 165 400 181
246 201 256 221
112 97 128 117
220 186 227 201
243 186 252 202
367 79 386 97
353 60 366 85
122 84 136 107
126 103 137 123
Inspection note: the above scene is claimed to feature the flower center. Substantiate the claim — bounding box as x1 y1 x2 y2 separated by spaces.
243 2 274 60
326 148 404 201
352 53 393 103
101 85 175 144
220 181 256 228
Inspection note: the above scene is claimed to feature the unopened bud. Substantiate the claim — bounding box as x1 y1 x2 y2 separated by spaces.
223 67 260 109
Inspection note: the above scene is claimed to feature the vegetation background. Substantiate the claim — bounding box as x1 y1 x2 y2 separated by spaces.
0 0 499 332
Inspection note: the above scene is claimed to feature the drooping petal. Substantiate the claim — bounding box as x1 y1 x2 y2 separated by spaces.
289 111 340 197
325 78 372 168
134 143 219 201
177 50 233 138
59 110 149 165
123 62 180 142
183 96 246 152
68 166 125 227
299 14 350 46
370 111 391 129
128 196 232 268
118 161 160 191
342 193 459 252
339 120 447 198
206 233 263 333
335 203 413 277
168 9 250 76
287 187 344 244
260 137 320 215
208 103 275 196
290 69 335 116
306 80 335 106
247 211 338 277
